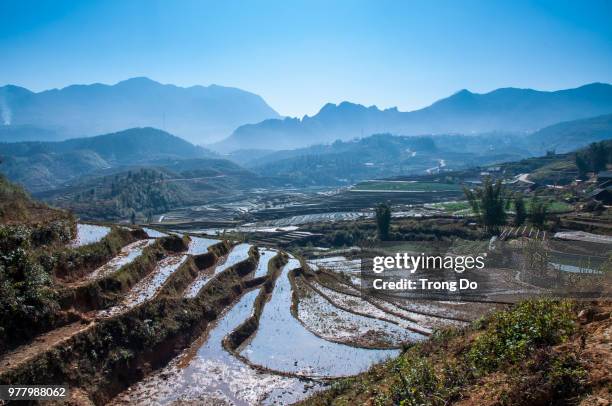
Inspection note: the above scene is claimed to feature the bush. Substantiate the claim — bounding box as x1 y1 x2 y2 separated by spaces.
468 300 575 373
392 356 440 406
0 227 59 352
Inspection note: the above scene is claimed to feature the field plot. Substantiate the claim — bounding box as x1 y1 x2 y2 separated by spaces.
294 277 420 348
70 223 111 247
352 180 463 192
239 258 399 377
98 253 189 317
110 289 320 405
187 235 219 254
82 239 155 281
253 248 277 277
183 243 252 298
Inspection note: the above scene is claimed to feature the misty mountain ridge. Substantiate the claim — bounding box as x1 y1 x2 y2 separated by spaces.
0 127 218 192
215 82 612 151
0 77 280 144
529 113 612 154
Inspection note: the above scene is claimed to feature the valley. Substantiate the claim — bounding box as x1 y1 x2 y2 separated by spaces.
0 80 611 406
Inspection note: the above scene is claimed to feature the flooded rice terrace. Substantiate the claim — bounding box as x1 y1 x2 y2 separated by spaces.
154 186 454 233
109 242 493 404
103 189 501 404
19 220 507 406
111 289 318 406
239 258 399 378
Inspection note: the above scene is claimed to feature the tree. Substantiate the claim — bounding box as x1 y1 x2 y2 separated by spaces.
529 197 548 227
375 203 391 240
589 142 608 173
575 153 589 180
514 194 526 226
463 178 507 232
130 210 136 225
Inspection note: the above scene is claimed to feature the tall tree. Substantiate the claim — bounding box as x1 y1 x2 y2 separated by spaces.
514 193 527 226
375 203 391 240
529 197 548 227
589 142 608 173
575 153 590 179
463 178 507 232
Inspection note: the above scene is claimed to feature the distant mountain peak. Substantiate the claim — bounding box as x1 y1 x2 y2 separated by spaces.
453 89 473 96
116 76 161 87
0 78 280 144
215 82 612 152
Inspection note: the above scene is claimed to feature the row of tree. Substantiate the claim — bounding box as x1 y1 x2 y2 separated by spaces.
575 141 612 178
464 178 548 231
374 178 550 241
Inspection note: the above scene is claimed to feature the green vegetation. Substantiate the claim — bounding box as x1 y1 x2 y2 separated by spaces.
464 178 507 231
0 225 59 352
300 299 592 406
575 140 612 175
468 300 575 372
53 168 192 222
528 197 549 227
529 159 578 184
513 194 526 225
375 203 391 240
428 201 471 213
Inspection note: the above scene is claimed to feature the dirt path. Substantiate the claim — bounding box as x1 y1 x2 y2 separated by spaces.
0 321 93 374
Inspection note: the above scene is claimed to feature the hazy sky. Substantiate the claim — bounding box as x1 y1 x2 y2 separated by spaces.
1 0 611 117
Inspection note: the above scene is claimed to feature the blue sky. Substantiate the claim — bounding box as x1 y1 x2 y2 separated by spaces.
1 0 611 117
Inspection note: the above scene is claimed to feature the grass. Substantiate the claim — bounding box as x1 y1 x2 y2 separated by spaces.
352 181 462 192
528 199 573 213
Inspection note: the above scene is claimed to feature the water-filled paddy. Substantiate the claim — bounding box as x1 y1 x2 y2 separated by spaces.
110 289 319 405
240 258 399 377
70 223 111 247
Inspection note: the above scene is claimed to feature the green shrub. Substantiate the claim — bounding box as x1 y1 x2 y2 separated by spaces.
468 299 576 373
392 356 441 406
0 237 58 352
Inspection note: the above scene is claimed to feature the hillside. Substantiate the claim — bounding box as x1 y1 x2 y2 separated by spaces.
0 173 71 225
0 128 216 192
0 77 280 144
38 159 265 221
246 133 528 186
0 125 63 142
529 113 612 154
301 300 611 405
215 83 612 151
44 168 193 221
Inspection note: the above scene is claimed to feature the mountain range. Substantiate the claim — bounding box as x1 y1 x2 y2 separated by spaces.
0 77 280 144
0 127 216 192
215 83 612 151
529 113 612 154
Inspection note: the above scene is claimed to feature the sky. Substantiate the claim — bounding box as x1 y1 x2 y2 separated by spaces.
0 0 611 117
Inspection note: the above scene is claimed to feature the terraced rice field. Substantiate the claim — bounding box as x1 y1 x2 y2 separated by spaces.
110 289 318 405
184 243 253 298
85 239 156 281
0 227 504 405
70 223 111 247
239 258 400 378
98 253 190 317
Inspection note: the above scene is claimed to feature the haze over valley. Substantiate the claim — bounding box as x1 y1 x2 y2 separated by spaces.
1 2 611 404
1 80 612 218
